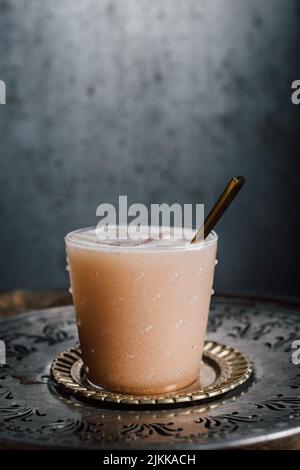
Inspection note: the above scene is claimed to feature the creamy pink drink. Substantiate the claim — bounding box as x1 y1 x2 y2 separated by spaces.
65 226 217 395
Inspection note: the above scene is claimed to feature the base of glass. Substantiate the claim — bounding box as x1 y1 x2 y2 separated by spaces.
51 341 253 406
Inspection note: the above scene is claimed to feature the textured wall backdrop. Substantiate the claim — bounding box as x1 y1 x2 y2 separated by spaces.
0 0 299 297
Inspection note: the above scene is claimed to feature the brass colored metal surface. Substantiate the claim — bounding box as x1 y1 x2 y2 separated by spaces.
192 176 246 242
51 341 252 406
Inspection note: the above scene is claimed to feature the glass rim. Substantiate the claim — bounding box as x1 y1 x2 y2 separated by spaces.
65 226 218 253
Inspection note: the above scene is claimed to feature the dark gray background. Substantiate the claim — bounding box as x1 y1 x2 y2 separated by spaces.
0 0 299 298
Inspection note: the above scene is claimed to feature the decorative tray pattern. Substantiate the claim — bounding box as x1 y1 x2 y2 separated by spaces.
0 296 299 449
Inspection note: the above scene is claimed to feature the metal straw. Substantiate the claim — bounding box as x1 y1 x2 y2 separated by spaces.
191 176 246 243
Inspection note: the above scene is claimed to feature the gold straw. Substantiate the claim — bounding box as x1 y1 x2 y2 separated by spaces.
191 176 246 243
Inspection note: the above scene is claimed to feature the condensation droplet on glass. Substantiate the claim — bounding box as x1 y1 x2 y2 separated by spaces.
157 293 162 299
91 349 95 354
197 267 203 276
66 265 70 272
85 366 89 374
191 345 195 350
165 351 175 358
141 272 145 278
120 297 124 302
176 319 184 328
68 286 73 294
143 325 152 333
91 272 100 280
190 295 198 304
177 369 183 376
215 259 218 266
211 289 215 295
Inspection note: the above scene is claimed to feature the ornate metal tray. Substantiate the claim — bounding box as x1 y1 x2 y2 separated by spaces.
50 342 252 406
0 296 300 449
